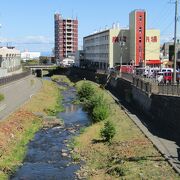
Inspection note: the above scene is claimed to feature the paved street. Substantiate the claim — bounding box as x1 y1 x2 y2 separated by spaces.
0 75 42 121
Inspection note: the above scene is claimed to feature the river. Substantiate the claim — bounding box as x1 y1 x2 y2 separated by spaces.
11 81 90 180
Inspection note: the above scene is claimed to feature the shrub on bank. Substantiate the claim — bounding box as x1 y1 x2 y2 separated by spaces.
100 120 116 142
78 82 109 122
77 82 95 101
92 103 109 123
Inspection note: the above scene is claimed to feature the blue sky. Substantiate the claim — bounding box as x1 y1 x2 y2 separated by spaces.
0 0 179 53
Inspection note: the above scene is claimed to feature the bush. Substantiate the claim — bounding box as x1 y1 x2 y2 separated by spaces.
84 94 104 113
78 82 95 101
92 104 109 122
107 165 126 176
100 121 116 142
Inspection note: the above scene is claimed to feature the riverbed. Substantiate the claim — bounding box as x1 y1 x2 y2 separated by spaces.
11 81 90 180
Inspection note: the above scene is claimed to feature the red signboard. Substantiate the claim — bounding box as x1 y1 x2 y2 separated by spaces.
146 36 157 43
112 36 127 43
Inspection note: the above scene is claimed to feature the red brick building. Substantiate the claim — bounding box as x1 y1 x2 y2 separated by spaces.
54 13 78 62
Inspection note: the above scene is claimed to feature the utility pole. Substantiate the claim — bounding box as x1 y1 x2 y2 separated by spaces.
173 0 178 83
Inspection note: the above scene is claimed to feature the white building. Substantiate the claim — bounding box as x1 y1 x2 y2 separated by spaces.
59 57 74 67
0 47 21 77
21 51 41 61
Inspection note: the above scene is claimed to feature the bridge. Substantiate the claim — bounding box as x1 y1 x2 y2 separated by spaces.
24 65 57 77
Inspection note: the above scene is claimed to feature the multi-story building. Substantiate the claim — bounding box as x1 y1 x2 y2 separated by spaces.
83 9 160 69
0 46 21 77
83 28 129 69
54 13 78 62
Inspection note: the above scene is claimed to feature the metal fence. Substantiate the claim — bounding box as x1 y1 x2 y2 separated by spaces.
0 71 31 86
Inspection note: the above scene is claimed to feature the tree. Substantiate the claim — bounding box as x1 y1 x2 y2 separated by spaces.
39 56 49 64
100 121 116 142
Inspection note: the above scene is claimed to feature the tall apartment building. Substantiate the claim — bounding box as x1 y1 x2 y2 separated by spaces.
54 13 78 61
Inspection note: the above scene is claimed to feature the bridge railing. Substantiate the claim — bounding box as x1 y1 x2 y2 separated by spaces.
0 71 31 86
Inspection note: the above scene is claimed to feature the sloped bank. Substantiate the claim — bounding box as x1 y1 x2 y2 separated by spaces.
72 80 179 179
0 80 62 179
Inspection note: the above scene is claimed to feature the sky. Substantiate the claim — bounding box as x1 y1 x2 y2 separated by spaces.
0 0 179 54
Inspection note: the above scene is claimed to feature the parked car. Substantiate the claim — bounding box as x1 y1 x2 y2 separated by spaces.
163 72 173 83
157 72 173 84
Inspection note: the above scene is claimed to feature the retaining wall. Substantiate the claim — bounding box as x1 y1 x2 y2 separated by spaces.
108 77 180 135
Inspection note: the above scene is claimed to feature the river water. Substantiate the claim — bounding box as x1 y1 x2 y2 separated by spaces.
11 81 90 180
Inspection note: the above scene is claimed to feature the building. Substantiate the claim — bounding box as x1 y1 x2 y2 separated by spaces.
21 50 41 61
162 42 180 67
54 13 78 62
145 29 160 66
83 27 129 69
0 47 21 77
75 50 84 67
83 9 160 70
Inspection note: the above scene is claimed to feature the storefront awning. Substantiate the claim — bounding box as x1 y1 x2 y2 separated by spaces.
146 60 162 65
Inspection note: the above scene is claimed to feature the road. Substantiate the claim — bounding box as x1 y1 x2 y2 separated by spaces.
0 75 42 121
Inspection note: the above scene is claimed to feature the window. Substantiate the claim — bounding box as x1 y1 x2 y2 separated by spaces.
139 27 142 33
139 15 142 21
139 37 142 43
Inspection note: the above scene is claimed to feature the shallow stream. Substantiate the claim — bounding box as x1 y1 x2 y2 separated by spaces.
11 81 90 180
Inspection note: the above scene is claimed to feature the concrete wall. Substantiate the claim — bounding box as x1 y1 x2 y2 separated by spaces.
150 95 180 130
108 77 180 136
132 86 152 112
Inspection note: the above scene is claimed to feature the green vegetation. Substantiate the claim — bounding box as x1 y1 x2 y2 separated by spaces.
78 82 95 101
100 120 116 142
73 80 179 179
0 94 4 102
51 75 74 86
77 82 109 123
0 80 62 179
0 118 42 179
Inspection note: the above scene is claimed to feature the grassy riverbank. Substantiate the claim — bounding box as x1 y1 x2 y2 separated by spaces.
73 80 179 179
0 80 62 179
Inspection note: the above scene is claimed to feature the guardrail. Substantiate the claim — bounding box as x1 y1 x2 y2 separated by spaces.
0 71 31 86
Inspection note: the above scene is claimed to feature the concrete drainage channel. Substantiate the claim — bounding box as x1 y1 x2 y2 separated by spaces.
107 90 180 175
